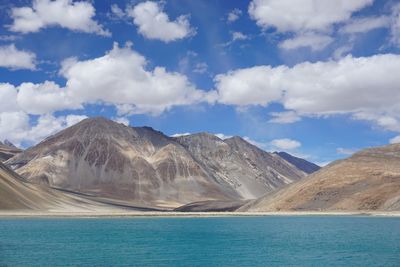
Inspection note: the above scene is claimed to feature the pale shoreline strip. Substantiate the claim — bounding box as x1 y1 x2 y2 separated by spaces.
0 211 399 218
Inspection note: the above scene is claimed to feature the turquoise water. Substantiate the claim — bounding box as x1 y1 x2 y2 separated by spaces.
0 216 399 266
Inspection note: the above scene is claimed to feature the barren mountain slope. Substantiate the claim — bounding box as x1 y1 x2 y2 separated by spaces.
0 162 119 211
175 134 307 199
0 141 21 162
6 118 240 208
241 144 400 212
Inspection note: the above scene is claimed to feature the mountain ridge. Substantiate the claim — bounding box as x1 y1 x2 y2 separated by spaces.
6 117 315 209
241 143 400 212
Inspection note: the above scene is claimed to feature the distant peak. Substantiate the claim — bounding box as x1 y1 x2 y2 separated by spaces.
4 139 17 148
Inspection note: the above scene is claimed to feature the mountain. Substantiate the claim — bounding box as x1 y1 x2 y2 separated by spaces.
6 117 312 209
176 134 306 199
0 161 118 211
241 144 400 212
0 140 21 162
274 152 320 174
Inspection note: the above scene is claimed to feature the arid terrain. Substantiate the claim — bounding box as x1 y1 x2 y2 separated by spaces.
241 144 400 212
1 117 400 216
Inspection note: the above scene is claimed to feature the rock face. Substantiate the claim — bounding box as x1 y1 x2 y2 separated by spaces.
274 152 320 174
0 141 21 162
241 144 400 212
176 134 306 199
6 117 311 208
0 162 116 211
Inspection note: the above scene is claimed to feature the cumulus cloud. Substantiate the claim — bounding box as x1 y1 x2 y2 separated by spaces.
249 0 373 32
0 112 87 147
248 0 373 51
215 54 400 133
227 8 242 23
60 42 210 115
269 111 301 124
270 138 301 150
128 1 195 42
9 0 109 36
17 81 80 115
0 42 215 144
215 65 285 106
0 44 36 70
0 43 214 145
279 33 333 51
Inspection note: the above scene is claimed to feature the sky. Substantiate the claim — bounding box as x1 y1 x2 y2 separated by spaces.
1 0 400 165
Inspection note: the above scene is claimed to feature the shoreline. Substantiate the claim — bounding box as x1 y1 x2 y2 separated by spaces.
0 210 400 218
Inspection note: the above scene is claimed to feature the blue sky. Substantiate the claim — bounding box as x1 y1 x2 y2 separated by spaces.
1 0 400 165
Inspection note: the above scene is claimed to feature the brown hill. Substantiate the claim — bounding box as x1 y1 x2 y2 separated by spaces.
241 144 400 212
0 161 118 211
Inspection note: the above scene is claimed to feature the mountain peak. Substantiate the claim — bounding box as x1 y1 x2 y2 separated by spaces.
274 151 320 174
3 140 17 149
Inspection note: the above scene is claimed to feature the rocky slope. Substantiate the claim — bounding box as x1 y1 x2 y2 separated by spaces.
0 140 21 162
0 162 119 211
6 117 313 209
176 134 307 199
241 144 400 212
274 152 320 174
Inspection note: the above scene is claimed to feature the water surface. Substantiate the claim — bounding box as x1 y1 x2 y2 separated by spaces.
0 216 399 266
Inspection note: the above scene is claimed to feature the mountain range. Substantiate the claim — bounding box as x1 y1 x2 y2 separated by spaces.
5 117 315 210
2 116 399 213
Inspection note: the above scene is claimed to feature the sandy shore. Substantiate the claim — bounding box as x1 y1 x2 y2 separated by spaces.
0 210 399 218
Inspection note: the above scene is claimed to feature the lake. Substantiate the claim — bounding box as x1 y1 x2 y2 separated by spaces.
0 216 399 266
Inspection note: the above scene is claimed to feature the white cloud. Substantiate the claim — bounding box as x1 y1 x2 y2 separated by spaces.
279 33 333 51
9 0 109 36
171 132 191 137
248 0 373 50
113 117 130 126
232 31 248 41
0 44 36 70
227 8 242 23
60 42 210 115
390 135 400 144
110 4 126 19
17 81 80 115
215 65 285 106
214 133 232 140
391 3 400 47
0 112 87 147
248 0 373 33
269 111 301 124
270 138 301 150
0 42 214 144
333 44 353 60
0 84 19 113
193 62 208 74
341 16 390 34
128 1 195 42
215 54 400 134
219 31 250 48
336 147 356 155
